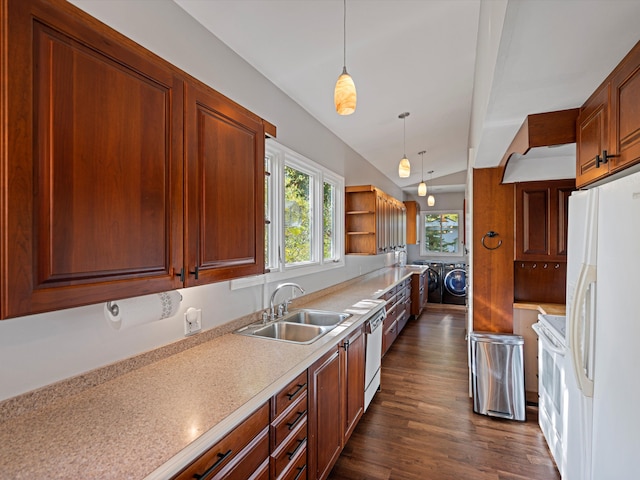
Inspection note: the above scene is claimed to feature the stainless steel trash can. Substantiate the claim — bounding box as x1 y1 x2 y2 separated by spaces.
470 332 526 421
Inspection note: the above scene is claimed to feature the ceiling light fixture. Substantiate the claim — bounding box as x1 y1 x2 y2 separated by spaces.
398 112 410 178
427 170 436 206
334 0 356 115
418 150 427 196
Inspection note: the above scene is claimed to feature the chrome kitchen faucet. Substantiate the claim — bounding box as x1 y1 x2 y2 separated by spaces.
269 283 305 321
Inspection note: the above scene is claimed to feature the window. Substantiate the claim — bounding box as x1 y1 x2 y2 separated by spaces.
263 140 344 278
420 210 463 257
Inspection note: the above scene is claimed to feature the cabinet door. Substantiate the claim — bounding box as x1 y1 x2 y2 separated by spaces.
3 0 184 318
610 44 640 172
577 84 610 187
341 326 365 445
308 347 341 480
184 82 265 285
515 180 575 262
515 184 550 259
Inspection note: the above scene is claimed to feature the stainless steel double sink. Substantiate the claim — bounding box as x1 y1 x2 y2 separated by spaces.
235 309 352 344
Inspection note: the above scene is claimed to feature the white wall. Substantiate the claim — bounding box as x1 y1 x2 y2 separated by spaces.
404 191 467 264
0 0 398 402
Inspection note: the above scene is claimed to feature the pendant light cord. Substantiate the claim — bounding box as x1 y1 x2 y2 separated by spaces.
403 115 406 158
343 0 347 69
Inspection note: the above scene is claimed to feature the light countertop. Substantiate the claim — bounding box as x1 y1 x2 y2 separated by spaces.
0 266 425 479
513 302 566 316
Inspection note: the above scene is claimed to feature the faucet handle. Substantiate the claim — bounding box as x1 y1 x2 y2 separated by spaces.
283 299 293 314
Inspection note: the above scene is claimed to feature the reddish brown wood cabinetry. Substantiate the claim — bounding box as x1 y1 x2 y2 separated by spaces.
2 0 184 318
577 84 610 186
341 326 365 446
515 180 575 262
609 43 640 173
410 270 428 317
308 326 365 480
184 82 265 285
1 0 270 318
404 201 419 245
270 371 308 480
173 403 270 480
308 347 341 480
345 185 406 255
577 40 640 187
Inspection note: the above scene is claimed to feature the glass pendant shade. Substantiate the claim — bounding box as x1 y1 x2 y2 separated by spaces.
428 194 436 206
398 157 410 178
418 181 427 196
335 67 357 115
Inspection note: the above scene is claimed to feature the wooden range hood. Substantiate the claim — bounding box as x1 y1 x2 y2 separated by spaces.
499 108 580 183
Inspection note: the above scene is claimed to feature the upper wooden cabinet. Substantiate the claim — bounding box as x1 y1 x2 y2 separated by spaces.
1 0 270 318
404 201 419 245
515 179 575 262
184 82 265 285
345 185 406 255
2 0 185 318
609 42 640 173
577 40 640 187
577 83 611 186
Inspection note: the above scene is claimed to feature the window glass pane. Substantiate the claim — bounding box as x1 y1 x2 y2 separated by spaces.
323 182 335 260
424 212 460 254
284 165 312 264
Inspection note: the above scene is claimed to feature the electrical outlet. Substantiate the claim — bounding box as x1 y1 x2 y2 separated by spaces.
184 307 202 336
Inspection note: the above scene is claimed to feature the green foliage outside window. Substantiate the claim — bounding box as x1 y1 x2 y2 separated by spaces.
284 166 311 263
424 213 459 253
323 182 334 260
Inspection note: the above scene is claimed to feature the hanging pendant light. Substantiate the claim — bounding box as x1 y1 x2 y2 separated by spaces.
427 170 436 206
334 0 356 115
398 112 410 177
418 150 427 196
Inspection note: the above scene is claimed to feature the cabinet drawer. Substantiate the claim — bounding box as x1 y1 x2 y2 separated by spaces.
273 370 308 418
272 391 308 447
212 427 269 480
272 418 307 479
279 442 308 480
382 286 397 301
174 402 269 480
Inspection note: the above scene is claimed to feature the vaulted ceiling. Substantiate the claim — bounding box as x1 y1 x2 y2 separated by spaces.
173 0 640 194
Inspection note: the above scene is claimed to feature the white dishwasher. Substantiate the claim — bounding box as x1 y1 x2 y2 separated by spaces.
364 308 386 411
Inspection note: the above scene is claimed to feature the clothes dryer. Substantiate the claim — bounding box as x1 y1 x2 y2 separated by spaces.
426 262 443 304
442 263 467 305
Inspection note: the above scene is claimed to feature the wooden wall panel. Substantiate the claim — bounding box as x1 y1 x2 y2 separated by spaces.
472 168 515 333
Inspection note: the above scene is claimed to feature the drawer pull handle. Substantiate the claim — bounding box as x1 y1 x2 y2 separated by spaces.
286 382 307 400
294 464 307 480
193 449 232 480
286 410 307 430
287 437 307 460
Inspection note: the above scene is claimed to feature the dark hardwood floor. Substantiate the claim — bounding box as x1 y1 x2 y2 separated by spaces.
328 308 560 480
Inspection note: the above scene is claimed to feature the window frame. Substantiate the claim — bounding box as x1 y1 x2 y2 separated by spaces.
232 140 344 289
419 209 464 257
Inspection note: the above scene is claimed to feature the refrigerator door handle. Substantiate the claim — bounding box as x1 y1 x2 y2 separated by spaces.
570 262 596 397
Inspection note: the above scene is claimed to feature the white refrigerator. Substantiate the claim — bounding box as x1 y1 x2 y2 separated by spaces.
565 170 640 479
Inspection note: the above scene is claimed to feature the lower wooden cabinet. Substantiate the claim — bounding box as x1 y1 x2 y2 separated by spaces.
341 326 365 445
271 371 308 480
381 278 412 355
308 326 366 480
308 347 341 480
410 270 428 317
173 403 270 480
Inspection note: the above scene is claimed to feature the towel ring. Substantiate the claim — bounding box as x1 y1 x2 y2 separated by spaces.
481 231 502 250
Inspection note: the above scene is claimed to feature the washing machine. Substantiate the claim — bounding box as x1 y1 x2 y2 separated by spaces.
426 262 443 304
442 263 467 305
